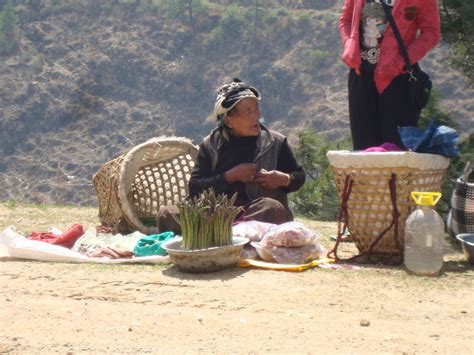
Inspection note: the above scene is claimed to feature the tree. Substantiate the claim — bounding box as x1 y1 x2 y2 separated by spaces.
185 0 196 34
290 130 351 220
27 0 43 12
441 0 474 81
419 92 474 217
0 0 8 11
160 0 208 34
253 0 260 38
0 0 19 55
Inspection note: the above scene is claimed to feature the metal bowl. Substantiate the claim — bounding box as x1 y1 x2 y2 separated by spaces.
456 234 474 264
161 236 249 273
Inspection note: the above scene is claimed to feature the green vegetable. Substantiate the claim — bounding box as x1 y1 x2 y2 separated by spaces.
178 189 241 250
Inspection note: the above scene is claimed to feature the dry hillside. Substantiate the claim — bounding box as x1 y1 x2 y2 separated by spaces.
0 0 473 206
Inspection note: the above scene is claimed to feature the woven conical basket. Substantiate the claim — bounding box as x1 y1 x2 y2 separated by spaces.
93 137 198 234
327 151 450 262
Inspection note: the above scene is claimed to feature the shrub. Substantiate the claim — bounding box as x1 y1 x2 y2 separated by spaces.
0 0 19 55
419 92 474 217
290 130 351 220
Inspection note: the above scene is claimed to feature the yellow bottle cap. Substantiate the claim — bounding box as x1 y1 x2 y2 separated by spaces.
411 191 442 206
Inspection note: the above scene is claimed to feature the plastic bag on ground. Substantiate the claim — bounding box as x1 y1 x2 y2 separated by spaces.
251 222 326 264
240 244 259 259
252 242 325 264
261 221 318 247
232 221 275 242
266 244 325 264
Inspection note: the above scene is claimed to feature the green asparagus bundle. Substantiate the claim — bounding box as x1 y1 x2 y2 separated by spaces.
178 189 241 250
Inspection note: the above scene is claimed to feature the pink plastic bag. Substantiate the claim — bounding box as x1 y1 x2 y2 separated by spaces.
232 221 275 242
252 222 325 264
261 221 317 247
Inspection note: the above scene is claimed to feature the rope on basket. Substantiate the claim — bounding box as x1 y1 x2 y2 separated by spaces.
328 173 403 264
327 175 353 261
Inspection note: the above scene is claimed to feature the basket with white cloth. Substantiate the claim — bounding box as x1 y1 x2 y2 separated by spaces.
327 151 450 263
93 136 198 234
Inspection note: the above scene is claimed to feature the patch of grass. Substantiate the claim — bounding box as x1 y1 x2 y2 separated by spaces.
0 203 99 233
5 199 16 208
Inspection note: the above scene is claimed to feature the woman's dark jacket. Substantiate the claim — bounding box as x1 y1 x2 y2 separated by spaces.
188 124 305 211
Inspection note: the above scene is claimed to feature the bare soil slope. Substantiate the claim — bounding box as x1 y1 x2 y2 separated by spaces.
1 1 473 206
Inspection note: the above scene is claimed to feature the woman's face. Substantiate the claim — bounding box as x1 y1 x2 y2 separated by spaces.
225 98 261 137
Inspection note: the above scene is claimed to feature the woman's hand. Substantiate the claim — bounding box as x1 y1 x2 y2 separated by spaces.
254 169 291 189
225 163 257 183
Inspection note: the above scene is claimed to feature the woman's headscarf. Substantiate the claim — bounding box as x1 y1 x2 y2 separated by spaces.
213 78 261 122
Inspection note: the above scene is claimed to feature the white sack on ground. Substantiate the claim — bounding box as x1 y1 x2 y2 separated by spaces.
0 227 170 265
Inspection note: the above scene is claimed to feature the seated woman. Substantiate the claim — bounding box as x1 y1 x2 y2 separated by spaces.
156 78 306 234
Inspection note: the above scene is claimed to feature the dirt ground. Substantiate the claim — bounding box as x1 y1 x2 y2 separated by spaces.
1 205 473 354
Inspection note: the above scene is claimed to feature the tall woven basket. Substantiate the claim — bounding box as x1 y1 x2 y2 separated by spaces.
93 137 198 234
327 151 450 262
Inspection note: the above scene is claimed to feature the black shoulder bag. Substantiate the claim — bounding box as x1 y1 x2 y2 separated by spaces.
382 2 432 109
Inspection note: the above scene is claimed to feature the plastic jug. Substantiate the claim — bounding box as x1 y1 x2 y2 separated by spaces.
404 192 445 275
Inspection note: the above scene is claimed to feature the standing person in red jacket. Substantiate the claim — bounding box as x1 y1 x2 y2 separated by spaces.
339 0 440 150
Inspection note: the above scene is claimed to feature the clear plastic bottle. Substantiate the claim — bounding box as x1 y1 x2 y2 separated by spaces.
404 192 445 275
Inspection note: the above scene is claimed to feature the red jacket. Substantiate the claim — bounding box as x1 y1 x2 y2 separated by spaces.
339 0 440 93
